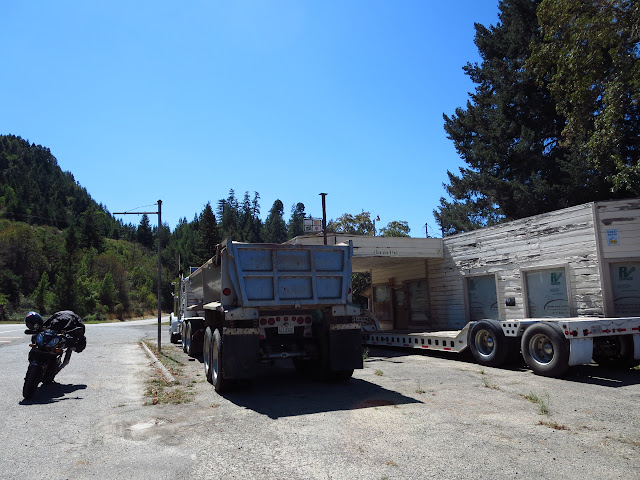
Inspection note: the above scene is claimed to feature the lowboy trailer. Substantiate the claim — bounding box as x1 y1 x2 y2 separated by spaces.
362 317 640 377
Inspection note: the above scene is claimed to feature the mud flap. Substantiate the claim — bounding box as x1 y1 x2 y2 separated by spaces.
222 334 260 379
329 329 363 371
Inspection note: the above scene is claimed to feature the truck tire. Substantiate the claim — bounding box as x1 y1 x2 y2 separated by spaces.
185 322 196 357
521 322 570 377
468 319 509 367
204 327 213 383
593 335 638 369
211 329 228 393
181 322 188 353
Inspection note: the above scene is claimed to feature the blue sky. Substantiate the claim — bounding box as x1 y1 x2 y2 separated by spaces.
1 1 500 238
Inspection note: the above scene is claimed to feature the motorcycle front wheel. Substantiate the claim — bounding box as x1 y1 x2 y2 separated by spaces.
23 363 42 399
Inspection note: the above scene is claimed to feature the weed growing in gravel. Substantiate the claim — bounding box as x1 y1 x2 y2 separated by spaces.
374 369 384 376
522 391 550 415
144 377 193 405
481 375 499 390
415 384 426 394
386 460 398 467
362 347 370 361
538 420 569 430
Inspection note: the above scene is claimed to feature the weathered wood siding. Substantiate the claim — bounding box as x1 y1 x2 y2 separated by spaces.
595 199 640 316
596 199 640 260
428 203 602 329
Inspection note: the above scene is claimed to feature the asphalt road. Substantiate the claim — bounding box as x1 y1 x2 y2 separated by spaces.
1 320 639 480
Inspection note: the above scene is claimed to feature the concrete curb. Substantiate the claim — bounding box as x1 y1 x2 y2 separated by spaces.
141 341 176 383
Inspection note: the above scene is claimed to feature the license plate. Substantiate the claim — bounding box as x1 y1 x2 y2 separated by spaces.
278 325 294 334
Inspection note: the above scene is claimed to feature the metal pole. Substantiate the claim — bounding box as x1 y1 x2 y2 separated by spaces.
320 193 327 245
157 200 162 353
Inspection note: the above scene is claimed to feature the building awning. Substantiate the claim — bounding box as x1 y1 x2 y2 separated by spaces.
287 234 443 271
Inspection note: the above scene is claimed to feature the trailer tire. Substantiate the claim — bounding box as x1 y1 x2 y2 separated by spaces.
211 329 229 393
593 335 638 369
521 323 569 377
204 327 213 383
469 319 509 367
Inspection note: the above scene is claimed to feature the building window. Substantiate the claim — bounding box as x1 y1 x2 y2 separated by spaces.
524 268 570 318
609 262 640 316
466 275 498 320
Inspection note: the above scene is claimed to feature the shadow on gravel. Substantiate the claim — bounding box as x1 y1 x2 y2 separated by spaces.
19 383 87 405
367 346 640 387
560 364 640 388
224 366 422 419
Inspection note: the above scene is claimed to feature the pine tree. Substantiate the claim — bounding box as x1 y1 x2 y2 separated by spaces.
263 200 288 243
436 0 618 235
287 203 306 239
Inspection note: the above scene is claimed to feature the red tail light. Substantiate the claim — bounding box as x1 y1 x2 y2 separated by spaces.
305 316 312 324
297 317 304 324
260 318 267 326
268 318 275 325
222 288 231 296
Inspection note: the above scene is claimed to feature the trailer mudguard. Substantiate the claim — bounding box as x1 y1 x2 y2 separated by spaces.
222 333 260 379
329 328 363 370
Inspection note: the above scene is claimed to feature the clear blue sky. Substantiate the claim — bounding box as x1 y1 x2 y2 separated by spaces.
1 1 500 238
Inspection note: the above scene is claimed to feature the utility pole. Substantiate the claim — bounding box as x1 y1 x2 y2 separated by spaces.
319 193 327 245
114 200 164 352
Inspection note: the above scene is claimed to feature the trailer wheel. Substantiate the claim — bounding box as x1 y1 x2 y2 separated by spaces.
469 319 509 367
521 323 569 377
593 335 638 369
203 327 213 383
211 329 228 393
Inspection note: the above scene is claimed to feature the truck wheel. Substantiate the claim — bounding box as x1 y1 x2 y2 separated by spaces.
181 322 188 353
211 329 228 393
521 323 570 377
468 319 509 367
593 335 638 369
185 322 194 357
204 327 213 383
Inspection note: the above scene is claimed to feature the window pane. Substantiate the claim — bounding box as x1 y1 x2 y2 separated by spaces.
609 262 640 316
525 269 570 318
466 275 498 320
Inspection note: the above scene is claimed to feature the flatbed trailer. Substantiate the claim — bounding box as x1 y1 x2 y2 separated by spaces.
362 317 640 377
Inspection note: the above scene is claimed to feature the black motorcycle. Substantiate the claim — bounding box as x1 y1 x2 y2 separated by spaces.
22 326 80 399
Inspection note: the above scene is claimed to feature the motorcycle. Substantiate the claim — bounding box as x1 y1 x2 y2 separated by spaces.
22 326 81 399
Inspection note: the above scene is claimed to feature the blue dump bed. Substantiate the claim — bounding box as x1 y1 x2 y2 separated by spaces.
227 240 353 307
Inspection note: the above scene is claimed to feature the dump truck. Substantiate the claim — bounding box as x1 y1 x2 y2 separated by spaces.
170 238 362 391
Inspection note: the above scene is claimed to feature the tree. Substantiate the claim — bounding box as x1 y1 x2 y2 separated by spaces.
263 200 288 243
379 220 410 237
529 0 640 194
436 0 615 235
195 202 220 262
217 189 240 240
287 202 306 239
327 211 374 235
137 214 154 249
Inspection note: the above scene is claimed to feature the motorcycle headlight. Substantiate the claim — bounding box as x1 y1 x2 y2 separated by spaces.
46 337 61 348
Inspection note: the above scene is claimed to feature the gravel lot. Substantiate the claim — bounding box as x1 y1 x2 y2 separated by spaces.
4 321 639 480
136 340 640 480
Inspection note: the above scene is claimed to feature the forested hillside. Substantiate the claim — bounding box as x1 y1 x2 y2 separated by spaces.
0 135 389 321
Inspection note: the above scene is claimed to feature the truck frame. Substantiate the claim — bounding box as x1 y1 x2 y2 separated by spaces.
361 316 640 376
170 238 362 391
